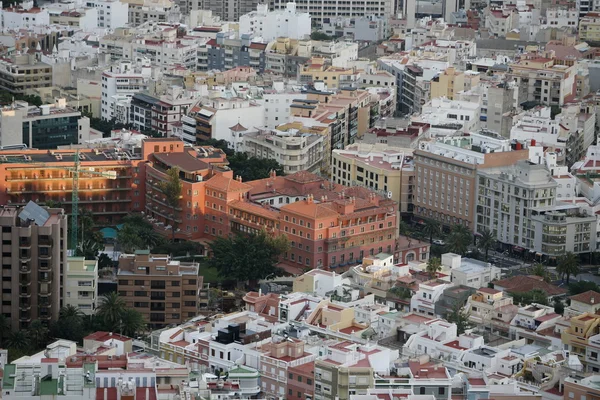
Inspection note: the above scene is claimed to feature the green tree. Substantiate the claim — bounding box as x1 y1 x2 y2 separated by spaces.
98 253 113 270
152 240 204 257
446 225 471 255
120 309 147 338
426 257 442 279
477 229 495 261
6 330 30 353
311 31 334 40
0 313 10 345
531 263 550 282
74 209 103 259
158 167 183 241
208 230 289 284
447 302 472 334
422 219 440 244
510 289 549 306
27 320 49 350
227 153 285 181
568 280 600 295
388 286 412 299
557 252 580 284
51 305 86 343
96 292 127 331
554 298 565 315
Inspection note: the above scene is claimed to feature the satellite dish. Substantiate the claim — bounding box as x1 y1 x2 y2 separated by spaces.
387 191 393 199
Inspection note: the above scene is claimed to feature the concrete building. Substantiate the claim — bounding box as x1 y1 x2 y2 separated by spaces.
561 313 600 372
100 61 151 122
444 253 501 289
269 0 394 26
485 82 515 137
465 287 517 334
0 53 52 95
239 3 311 42
418 97 481 134
84 0 128 29
0 2 50 30
579 12 600 41
64 257 98 315
507 54 576 107
413 133 529 231
321 15 389 42
255 82 307 128
564 375 600 397
117 250 201 328
531 204 597 257
0 98 90 149
122 0 179 27
242 126 326 175
0 202 68 331
204 33 267 73
476 160 557 252
48 8 98 30
567 290 600 315
544 7 578 29
332 143 415 215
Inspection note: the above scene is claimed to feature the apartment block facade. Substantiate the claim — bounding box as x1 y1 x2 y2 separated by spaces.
117 251 201 328
64 256 98 315
269 0 394 25
0 53 52 95
0 202 68 331
413 136 529 231
476 160 557 251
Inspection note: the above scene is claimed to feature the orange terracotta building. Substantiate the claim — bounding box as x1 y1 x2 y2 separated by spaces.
0 137 398 271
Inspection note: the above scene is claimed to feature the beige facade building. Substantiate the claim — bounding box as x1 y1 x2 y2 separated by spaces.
579 12 600 42
0 202 68 331
332 143 415 215
0 53 52 94
413 134 529 231
430 67 465 100
64 256 98 315
243 125 326 175
507 54 576 107
117 250 201 328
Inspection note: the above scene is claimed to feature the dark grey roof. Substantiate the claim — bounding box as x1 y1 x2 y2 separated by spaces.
19 201 50 226
475 39 540 50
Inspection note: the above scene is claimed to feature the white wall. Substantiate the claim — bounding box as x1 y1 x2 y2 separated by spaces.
213 105 265 150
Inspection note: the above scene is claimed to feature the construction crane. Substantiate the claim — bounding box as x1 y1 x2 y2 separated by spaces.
0 150 117 250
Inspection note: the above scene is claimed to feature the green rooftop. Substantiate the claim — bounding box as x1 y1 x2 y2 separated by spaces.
229 366 259 376
39 376 59 396
3 364 15 389
83 363 96 388
134 249 150 255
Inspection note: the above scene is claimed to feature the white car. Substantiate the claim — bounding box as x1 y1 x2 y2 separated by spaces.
432 239 445 246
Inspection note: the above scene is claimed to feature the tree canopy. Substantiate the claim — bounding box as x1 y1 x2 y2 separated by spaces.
568 280 600 295
510 288 549 306
446 225 472 255
477 229 495 261
227 152 285 182
447 301 472 335
422 219 440 244
208 230 289 283
96 292 147 337
557 252 580 284
426 257 442 279
117 213 165 253
157 167 183 240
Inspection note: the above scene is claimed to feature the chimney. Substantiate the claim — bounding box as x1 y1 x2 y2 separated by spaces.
592 297 595 304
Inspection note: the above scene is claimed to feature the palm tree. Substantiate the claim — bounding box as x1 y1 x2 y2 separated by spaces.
5 330 30 353
531 263 550 282
422 219 440 244
138 227 164 250
96 292 126 331
120 309 147 338
477 229 495 261
557 252 580 284
27 320 49 350
60 305 84 321
446 232 468 255
426 257 442 279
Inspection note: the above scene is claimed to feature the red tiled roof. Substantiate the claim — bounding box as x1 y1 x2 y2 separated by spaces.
493 275 566 296
569 290 600 305
84 331 131 343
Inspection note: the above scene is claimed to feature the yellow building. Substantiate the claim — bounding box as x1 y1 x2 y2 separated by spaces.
299 57 359 89
65 257 98 315
430 67 465 100
580 13 600 42
331 143 414 214
561 313 600 372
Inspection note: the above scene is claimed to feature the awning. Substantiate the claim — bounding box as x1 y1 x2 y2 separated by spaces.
513 246 525 251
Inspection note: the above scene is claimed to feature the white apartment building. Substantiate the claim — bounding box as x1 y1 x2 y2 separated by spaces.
64 257 98 315
84 0 128 28
531 204 598 256
544 7 578 29
0 2 50 30
476 160 557 251
510 106 567 153
417 97 481 134
444 253 501 289
239 3 311 42
123 0 179 26
242 127 325 174
101 61 151 121
255 82 307 128
47 7 98 30
411 280 453 316
269 0 394 25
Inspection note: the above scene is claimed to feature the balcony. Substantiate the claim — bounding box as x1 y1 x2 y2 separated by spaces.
19 312 31 322
19 303 31 311
19 289 31 298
